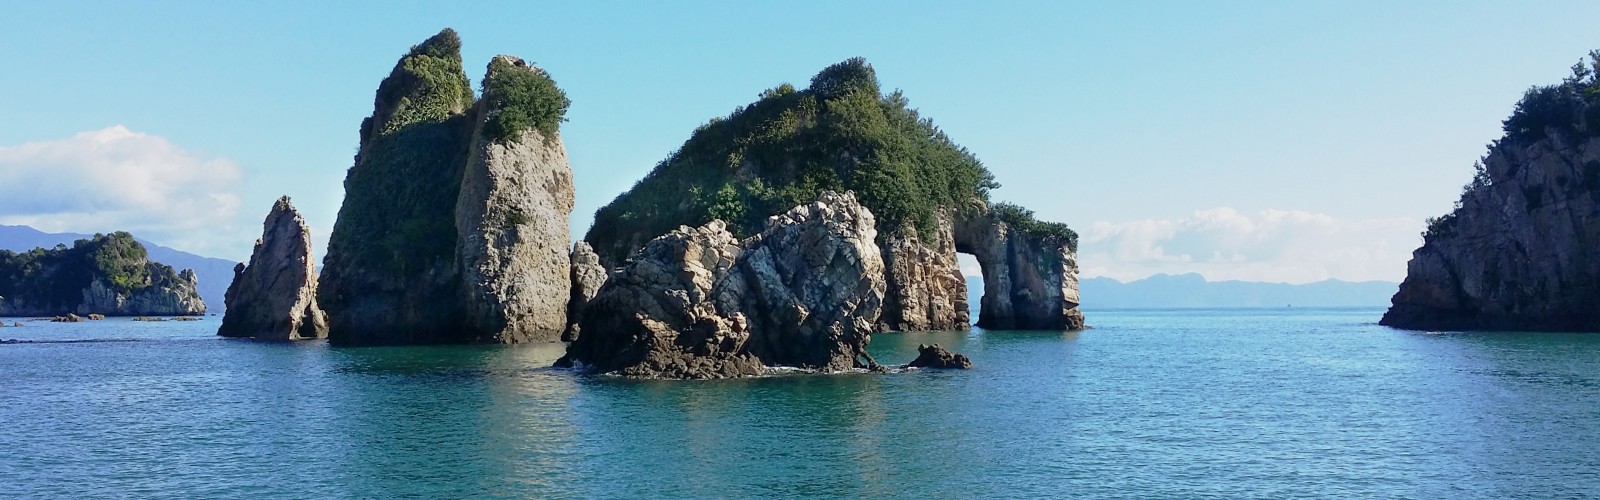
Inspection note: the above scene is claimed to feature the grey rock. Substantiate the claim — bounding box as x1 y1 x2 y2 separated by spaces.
1383 128 1600 332
954 203 1085 331
218 196 328 341
558 191 886 378
561 241 607 342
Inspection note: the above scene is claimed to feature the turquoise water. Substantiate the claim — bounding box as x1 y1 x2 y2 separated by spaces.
3 308 1599 498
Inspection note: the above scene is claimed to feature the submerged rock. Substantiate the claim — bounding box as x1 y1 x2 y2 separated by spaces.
904 343 973 369
319 30 575 345
51 314 84 323
558 191 886 378
218 196 328 341
1383 55 1600 332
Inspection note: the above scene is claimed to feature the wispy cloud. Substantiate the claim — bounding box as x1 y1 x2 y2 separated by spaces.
0 126 246 256
1076 207 1421 283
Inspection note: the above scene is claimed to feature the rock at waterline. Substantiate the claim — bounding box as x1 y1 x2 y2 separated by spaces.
904 343 973 369
218 196 328 341
558 191 886 379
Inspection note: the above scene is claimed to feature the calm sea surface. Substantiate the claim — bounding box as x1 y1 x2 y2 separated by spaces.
3 308 1599 498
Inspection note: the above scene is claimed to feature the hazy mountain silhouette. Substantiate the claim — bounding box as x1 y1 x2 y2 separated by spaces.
966 273 1397 310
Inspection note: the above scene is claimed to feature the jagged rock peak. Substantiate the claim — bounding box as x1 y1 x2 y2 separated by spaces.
219 196 327 341
558 191 887 378
321 29 577 346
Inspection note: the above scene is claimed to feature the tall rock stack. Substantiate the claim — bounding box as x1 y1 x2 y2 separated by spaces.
318 29 575 345
218 197 328 341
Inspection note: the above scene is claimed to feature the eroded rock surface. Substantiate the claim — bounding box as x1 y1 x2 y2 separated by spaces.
558 191 886 378
561 241 606 342
218 197 328 341
904 343 973 369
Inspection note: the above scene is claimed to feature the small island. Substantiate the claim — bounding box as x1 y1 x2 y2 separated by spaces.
0 232 206 317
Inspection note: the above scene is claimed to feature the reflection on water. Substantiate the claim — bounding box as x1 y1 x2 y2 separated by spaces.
4 309 1600 497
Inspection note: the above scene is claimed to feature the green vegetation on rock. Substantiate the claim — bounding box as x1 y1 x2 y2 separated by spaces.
587 57 1070 263
0 232 178 309
481 56 570 144
991 202 1079 250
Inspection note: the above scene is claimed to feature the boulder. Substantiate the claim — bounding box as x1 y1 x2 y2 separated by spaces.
904 343 973 369
561 241 607 342
218 196 329 341
86 314 105 321
558 191 886 378
52 313 84 323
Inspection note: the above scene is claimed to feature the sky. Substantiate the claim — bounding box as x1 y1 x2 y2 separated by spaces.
3 0 1598 284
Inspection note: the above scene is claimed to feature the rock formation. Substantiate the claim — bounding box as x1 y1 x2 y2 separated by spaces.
561 241 606 342
218 197 328 341
318 30 576 345
904 344 973 369
583 58 1084 333
558 191 886 378
0 232 206 317
1384 56 1600 332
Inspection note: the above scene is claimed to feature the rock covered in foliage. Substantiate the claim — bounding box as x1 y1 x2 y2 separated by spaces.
0 232 205 317
958 203 1085 331
318 29 575 345
557 191 886 378
218 197 327 341
1384 53 1600 332
904 343 973 369
561 241 606 342
582 57 1083 333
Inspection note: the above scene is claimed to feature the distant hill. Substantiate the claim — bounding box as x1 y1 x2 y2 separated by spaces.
966 273 1397 310
0 225 237 312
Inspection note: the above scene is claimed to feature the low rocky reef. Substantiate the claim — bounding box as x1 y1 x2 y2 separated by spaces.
558 191 889 378
218 197 328 341
0 232 206 318
1383 52 1600 332
904 344 973 369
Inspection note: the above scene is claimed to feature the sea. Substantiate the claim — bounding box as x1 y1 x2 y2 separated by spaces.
3 307 1599 498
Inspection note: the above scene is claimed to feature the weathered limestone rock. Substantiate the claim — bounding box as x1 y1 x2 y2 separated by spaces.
904 343 973 369
558 191 886 378
456 56 576 343
319 31 576 346
876 213 969 332
51 313 84 323
1383 129 1600 332
561 241 607 342
218 197 328 341
65 269 205 317
954 204 1085 331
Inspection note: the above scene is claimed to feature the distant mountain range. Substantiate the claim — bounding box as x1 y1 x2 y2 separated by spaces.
0 225 237 313
967 273 1399 310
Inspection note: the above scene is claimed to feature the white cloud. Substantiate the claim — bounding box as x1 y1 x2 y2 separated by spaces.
1078 207 1423 284
0 126 246 256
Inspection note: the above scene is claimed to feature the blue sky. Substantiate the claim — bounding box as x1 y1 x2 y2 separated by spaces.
3 1 1598 283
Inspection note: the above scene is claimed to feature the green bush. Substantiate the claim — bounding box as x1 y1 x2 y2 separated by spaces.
587 58 1023 263
481 56 570 144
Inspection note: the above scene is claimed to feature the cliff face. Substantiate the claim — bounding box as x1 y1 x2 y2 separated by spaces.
218 197 327 341
0 232 205 317
558 192 886 379
318 30 575 345
584 58 1082 332
1383 57 1600 332
957 204 1085 330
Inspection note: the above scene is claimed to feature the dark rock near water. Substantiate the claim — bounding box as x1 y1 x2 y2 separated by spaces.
51 313 84 323
904 343 973 369
1383 57 1600 332
318 30 575 346
561 241 606 342
218 197 328 341
558 191 886 378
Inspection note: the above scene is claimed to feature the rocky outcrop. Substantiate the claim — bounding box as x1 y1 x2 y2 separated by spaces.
558 191 886 378
1382 105 1600 330
561 241 606 342
876 213 970 331
904 344 973 369
0 231 206 317
955 203 1085 331
318 30 575 345
218 197 327 341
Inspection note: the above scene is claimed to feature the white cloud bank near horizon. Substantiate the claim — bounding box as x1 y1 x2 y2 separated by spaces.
1074 207 1423 284
0 125 249 257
